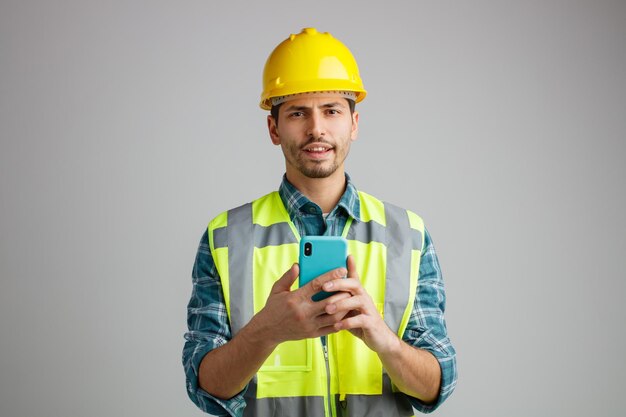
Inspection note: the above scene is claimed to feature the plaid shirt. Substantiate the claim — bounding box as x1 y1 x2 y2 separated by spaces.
183 174 457 416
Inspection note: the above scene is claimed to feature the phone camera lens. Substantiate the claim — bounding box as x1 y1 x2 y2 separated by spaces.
304 242 312 256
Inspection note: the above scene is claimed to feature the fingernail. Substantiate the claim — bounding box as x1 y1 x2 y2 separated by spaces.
324 282 333 290
326 304 336 313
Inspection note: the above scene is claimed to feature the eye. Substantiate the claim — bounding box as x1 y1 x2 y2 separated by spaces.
326 109 340 115
288 111 304 118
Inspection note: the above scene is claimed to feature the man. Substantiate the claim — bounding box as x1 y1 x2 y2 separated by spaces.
183 28 457 417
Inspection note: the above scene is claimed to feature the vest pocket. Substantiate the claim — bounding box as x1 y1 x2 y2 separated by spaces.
259 338 312 372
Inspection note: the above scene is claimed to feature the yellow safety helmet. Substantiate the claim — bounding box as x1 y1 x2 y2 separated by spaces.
260 28 367 110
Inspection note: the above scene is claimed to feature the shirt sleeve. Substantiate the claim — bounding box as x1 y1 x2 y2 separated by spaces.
182 230 248 417
401 228 457 413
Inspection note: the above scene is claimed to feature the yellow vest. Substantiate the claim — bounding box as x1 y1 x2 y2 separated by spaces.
208 190 425 417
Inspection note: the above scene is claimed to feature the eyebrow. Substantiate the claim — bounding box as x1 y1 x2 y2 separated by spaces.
284 102 346 112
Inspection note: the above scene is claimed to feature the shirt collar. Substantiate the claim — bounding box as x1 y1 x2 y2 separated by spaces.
278 173 361 222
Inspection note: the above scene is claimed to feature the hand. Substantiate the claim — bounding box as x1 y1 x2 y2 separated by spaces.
321 255 400 354
250 264 352 346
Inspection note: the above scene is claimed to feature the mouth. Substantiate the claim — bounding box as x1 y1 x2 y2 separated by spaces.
301 143 334 159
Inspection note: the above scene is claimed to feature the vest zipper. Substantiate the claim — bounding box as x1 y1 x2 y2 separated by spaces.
321 336 336 417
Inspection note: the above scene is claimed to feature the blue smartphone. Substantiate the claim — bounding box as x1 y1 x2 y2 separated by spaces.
299 236 348 302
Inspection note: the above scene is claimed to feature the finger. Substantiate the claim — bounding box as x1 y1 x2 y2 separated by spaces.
334 313 366 331
347 255 360 280
322 255 360 293
324 291 352 305
325 295 374 316
322 277 363 295
300 267 347 297
309 291 352 319
314 324 342 338
323 291 357 314
316 310 351 328
271 263 299 294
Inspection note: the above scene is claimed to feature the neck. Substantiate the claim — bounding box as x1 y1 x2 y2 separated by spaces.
285 169 346 213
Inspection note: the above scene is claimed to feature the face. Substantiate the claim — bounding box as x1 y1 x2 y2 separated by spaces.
267 96 359 180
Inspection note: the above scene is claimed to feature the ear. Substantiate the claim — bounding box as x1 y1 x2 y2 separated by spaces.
267 115 281 145
350 111 359 142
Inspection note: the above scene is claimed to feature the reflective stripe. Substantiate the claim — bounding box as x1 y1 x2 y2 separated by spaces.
346 219 386 244
341 374 415 417
246 378 413 417
227 203 254 335
345 208 421 250
213 223 297 249
254 222 298 248
383 203 414 332
213 226 228 248
244 381 326 417
411 228 423 252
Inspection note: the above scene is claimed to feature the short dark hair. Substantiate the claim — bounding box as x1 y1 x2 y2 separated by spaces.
270 98 356 127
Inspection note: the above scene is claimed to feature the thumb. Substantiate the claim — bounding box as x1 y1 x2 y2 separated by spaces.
271 263 299 294
347 255 360 280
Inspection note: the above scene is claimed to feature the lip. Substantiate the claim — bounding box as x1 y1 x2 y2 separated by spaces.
301 143 334 160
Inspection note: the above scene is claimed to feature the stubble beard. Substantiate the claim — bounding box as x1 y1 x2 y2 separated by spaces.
284 140 348 179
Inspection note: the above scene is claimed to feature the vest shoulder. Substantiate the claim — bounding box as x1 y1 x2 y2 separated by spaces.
357 190 424 221
207 191 280 230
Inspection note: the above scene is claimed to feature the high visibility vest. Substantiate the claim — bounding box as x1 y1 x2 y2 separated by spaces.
207 190 425 417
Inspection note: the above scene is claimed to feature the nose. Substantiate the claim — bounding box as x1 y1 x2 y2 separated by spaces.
306 111 325 138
